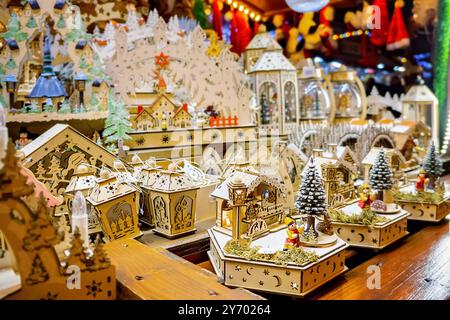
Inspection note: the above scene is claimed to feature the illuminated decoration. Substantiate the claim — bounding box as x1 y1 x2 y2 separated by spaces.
434 0 450 154
225 0 261 21
285 0 330 13
332 30 369 41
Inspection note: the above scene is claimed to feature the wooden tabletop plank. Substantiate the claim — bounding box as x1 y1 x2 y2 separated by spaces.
104 238 264 300
308 217 450 300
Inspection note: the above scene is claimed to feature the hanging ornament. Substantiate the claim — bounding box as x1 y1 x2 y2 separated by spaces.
6 57 17 70
26 15 37 29
370 0 389 46
224 11 233 22
57 15 66 29
285 0 329 13
386 0 410 50
212 0 223 39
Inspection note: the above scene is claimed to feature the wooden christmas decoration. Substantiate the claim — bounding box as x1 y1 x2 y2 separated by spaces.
249 50 299 136
394 142 449 222
86 169 141 242
64 163 102 235
401 78 439 148
0 140 115 300
20 124 116 216
208 168 348 298
243 25 283 73
140 162 202 239
307 145 359 207
211 170 287 240
325 148 410 249
362 147 406 184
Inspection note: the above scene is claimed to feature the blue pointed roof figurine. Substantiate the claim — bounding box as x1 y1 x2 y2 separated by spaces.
28 26 67 100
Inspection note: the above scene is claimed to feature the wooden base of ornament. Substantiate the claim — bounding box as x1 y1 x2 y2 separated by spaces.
396 186 450 222
299 233 338 248
330 202 410 249
153 228 197 240
208 228 348 297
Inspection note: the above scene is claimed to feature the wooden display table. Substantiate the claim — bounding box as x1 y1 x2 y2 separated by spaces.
104 238 263 300
308 218 450 300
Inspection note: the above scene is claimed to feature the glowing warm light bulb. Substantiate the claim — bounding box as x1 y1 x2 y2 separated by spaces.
244 8 249 15
249 12 255 19
227 0 232 4
232 2 238 8
238 4 244 11
255 15 261 22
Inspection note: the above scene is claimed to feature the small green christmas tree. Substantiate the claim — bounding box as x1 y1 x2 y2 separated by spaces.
43 99 55 112
56 15 66 29
369 148 393 201
193 0 210 29
6 57 17 70
26 15 37 29
1 13 28 42
102 92 132 150
423 142 444 190
66 10 91 42
87 93 100 111
59 99 71 113
27 101 40 113
79 55 89 69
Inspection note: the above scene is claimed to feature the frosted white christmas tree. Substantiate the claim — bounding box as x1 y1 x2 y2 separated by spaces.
295 158 327 237
423 142 444 190
369 148 393 201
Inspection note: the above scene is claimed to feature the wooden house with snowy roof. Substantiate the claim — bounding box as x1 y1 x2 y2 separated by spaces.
306 144 359 207
211 170 286 240
243 27 283 73
362 147 406 182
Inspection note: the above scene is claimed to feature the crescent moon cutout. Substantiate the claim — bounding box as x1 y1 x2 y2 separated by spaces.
332 262 336 273
246 267 253 276
337 227 342 234
273 275 282 287
418 209 424 217
358 233 365 243
317 265 321 274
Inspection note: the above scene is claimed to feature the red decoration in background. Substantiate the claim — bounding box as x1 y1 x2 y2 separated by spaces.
212 0 223 39
386 0 410 50
230 9 251 55
370 0 390 46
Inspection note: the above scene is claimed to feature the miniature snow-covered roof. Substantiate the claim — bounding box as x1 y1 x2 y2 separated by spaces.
245 32 282 51
142 170 200 193
249 51 296 73
362 148 406 166
221 159 259 180
402 84 438 103
87 176 137 205
211 171 286 201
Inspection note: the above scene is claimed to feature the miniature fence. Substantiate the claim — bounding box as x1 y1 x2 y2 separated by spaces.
209 116 238 127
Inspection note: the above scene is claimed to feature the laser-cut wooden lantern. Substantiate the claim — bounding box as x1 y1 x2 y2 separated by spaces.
87 169 141 241
64 164 102 235
136 159 163 227
141 163 200 239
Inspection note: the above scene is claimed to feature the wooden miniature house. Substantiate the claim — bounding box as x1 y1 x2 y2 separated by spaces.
248 50 299 136
243 28 283 73
362 147 406 182
211 171 286 240
401 81 439 148
87 171 141 241
390 120 431 159
140 165 201 238
310 144 359 207
64 164 102 235
131 94 193 131
135 160 162 227
20 124 116 216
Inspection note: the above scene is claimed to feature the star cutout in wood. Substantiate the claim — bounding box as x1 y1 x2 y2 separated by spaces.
291 282 299 290
155 52 170 69
86 280 102 298
42 292 58 300
263 269 270 275
234 265 241 271
259 280 264 286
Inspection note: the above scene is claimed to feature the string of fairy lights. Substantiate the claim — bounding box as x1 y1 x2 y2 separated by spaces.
224 0 262 21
